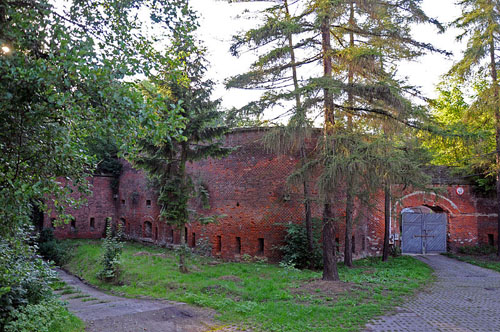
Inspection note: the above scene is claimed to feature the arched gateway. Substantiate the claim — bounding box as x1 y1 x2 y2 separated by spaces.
401 206 447 254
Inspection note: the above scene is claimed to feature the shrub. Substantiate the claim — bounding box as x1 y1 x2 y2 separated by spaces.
97 223 123 282
0 228 57 330
4 299 70 332
279 219 323 269
38 228 70 266
458 244 496 255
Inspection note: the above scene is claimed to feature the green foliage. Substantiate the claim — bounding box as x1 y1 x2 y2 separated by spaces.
229 0 442 275
4 298 83 332
280 220 323 270
422 76 495 192
85 136 123 194
127 1 231 273
458 244 497 256
97 223 123 282
38 228 71 266
0 227 55 329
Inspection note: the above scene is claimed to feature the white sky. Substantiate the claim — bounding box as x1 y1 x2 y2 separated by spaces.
191 0 465 112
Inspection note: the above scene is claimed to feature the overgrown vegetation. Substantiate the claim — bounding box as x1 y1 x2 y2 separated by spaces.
3 298 84 332
458 244 497 256
64 239 432 332
38 228 71 266
0 228 82 331
0 0 189 327
280 220 323 270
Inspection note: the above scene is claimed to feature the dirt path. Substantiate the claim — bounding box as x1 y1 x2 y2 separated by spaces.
364 255 500 331
56 269 236 332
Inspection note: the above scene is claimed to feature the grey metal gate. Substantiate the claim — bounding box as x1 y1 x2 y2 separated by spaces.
401 213 447 254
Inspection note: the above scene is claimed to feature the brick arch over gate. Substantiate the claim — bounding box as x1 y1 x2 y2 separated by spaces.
395 191 461 215
391 187 494 250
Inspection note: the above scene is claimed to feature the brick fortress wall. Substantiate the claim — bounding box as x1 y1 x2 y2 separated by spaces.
45 129 499 260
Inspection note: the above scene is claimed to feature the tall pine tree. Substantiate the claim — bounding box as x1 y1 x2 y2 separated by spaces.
228 0 444 279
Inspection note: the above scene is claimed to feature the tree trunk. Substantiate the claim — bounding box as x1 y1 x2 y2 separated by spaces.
301 144 314 255
179 142 189 273
284 0 314 259
382 184 391 261
343 0 355 268
322 202 339 281
320 4 339 281
489 37 500 256
344 186 353 267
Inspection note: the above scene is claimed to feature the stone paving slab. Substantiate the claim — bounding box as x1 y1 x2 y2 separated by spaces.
364 255 500 332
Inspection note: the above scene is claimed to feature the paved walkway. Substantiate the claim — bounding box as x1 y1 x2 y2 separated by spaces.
364 255 500 332
56 269 224 332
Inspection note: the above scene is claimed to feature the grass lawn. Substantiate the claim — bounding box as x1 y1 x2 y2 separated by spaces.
49 308 85 332
63 239 432 332
443 252 500 273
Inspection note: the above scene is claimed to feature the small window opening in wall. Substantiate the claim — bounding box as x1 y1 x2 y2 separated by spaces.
146 199 151 207
362 235 366 251
121 199 125 205
90 217 95 231
50 218 56 229
258 238 264 254
236 202 240 207
184 227 188 244
170 229 174 243
335 237 340 253
351 235 355 253
120 218 126 231
236 237 241 254
488 233 495 246
154 226 158 240
216 235 222 252
70 217 76 231
192 233 196 247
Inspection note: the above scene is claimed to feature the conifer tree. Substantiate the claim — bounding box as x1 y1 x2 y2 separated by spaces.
228 0 318 263
450 0 500 255
229 0 443 279
129 3 231 273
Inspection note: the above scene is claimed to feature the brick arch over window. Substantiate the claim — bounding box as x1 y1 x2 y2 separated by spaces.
394 191 461 216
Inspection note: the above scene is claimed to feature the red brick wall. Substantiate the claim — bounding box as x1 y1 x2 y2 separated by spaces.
45 129 498 260
46 176 117 239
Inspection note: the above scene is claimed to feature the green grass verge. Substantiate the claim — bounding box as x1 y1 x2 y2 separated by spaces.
49 281 85 331
49 307 85 332
443 252 500 273
64 239 432 332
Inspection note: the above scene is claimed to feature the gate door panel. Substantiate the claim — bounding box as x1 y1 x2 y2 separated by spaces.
423 213 447 253
401 213 422 254
402 212 447 254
